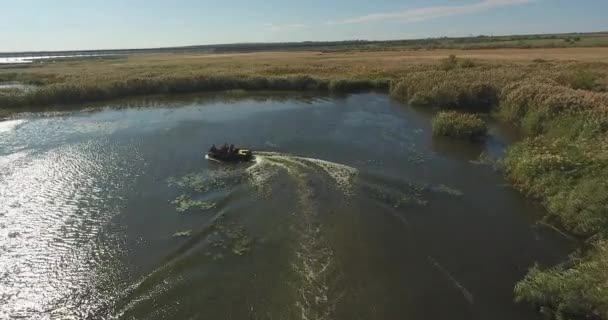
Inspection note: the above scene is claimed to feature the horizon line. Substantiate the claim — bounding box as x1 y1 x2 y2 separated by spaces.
1 30 607 55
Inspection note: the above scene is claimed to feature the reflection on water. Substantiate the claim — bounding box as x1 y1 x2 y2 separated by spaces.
0 54 108 64
0 93 576 319
0 83 36 91
0 119 27 133
0 140 142 318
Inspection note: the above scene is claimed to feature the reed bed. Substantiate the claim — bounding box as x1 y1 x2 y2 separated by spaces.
432 111 487 139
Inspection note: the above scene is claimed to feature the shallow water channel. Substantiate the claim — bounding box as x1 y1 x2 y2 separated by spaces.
0 92 575 319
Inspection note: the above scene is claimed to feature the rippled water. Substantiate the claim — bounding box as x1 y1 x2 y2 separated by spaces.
0 93 575 319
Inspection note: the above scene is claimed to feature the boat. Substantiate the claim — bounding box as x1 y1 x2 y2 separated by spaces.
206 145 253 163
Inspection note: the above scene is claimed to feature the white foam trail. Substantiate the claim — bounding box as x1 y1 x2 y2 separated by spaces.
300 157 358 196
289 167 335 320
428 256 474 305
247 152 351 320
249 152 358 197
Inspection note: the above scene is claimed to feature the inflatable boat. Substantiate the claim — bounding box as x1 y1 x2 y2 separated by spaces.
206 145 253 163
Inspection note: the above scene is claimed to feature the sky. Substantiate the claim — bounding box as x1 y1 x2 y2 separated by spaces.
1 0 607 52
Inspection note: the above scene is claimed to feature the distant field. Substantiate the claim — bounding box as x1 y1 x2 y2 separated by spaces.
348 34 608 51
2 47 608 85
1 32 607 58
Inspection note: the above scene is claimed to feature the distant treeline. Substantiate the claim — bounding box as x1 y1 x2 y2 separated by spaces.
2 31 608 58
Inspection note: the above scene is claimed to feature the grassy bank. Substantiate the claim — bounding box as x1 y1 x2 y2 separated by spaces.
0 75 389 110
389 60 608 319
2 49 608 319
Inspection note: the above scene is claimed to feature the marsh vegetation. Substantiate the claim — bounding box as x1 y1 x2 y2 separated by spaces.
2 48 608 319
432 111 487 139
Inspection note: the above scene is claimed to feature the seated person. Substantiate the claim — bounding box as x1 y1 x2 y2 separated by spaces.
220 143 229 153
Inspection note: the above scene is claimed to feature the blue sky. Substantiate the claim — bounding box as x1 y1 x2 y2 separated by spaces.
1 0 607 52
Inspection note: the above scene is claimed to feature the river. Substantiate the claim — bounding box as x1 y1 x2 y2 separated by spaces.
0 92 574 319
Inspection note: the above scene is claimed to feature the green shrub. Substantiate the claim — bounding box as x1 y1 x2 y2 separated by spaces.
432 111 487 139
515 240 608 320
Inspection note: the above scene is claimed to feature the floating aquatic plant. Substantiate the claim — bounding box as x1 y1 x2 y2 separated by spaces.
432 184 464 197
205 223 253 257
168 169 243 193
172 230 192 238
362 181 427 208
172 194 216 213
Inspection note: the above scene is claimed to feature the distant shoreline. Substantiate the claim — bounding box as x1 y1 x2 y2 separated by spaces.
2 31 608 57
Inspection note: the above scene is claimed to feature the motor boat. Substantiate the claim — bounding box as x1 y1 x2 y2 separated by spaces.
206 145 253 163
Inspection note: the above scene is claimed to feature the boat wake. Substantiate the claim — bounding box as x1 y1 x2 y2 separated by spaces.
112 152 465 319
247 152 358 197
247 152 357 320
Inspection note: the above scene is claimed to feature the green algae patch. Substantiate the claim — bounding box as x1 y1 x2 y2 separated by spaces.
172 194 216 213
205 222 254 258
432 111 487 140
230 230 253 256
172 230 193 238
168 169 244 193
168 173 207 192
432 184 464 196
361 180 428 208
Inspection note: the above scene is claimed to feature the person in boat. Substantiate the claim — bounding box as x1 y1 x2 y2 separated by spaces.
210 144 218 153
220 143 229 154
229 144 235 153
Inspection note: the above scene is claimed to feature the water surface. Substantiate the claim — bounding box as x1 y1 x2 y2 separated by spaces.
0 93 574 319
0 54 108 64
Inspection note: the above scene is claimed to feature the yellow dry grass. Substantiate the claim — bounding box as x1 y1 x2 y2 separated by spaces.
3 47 608 84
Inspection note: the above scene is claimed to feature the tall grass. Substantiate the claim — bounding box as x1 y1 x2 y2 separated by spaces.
498 81 608 135
515 241 608 319
498 78 608 319
0 75 391 109
390 70 506 110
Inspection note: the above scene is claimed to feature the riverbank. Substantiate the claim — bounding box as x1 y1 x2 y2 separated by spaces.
389 58 608 319
1 49 608 113
1 49 607 319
